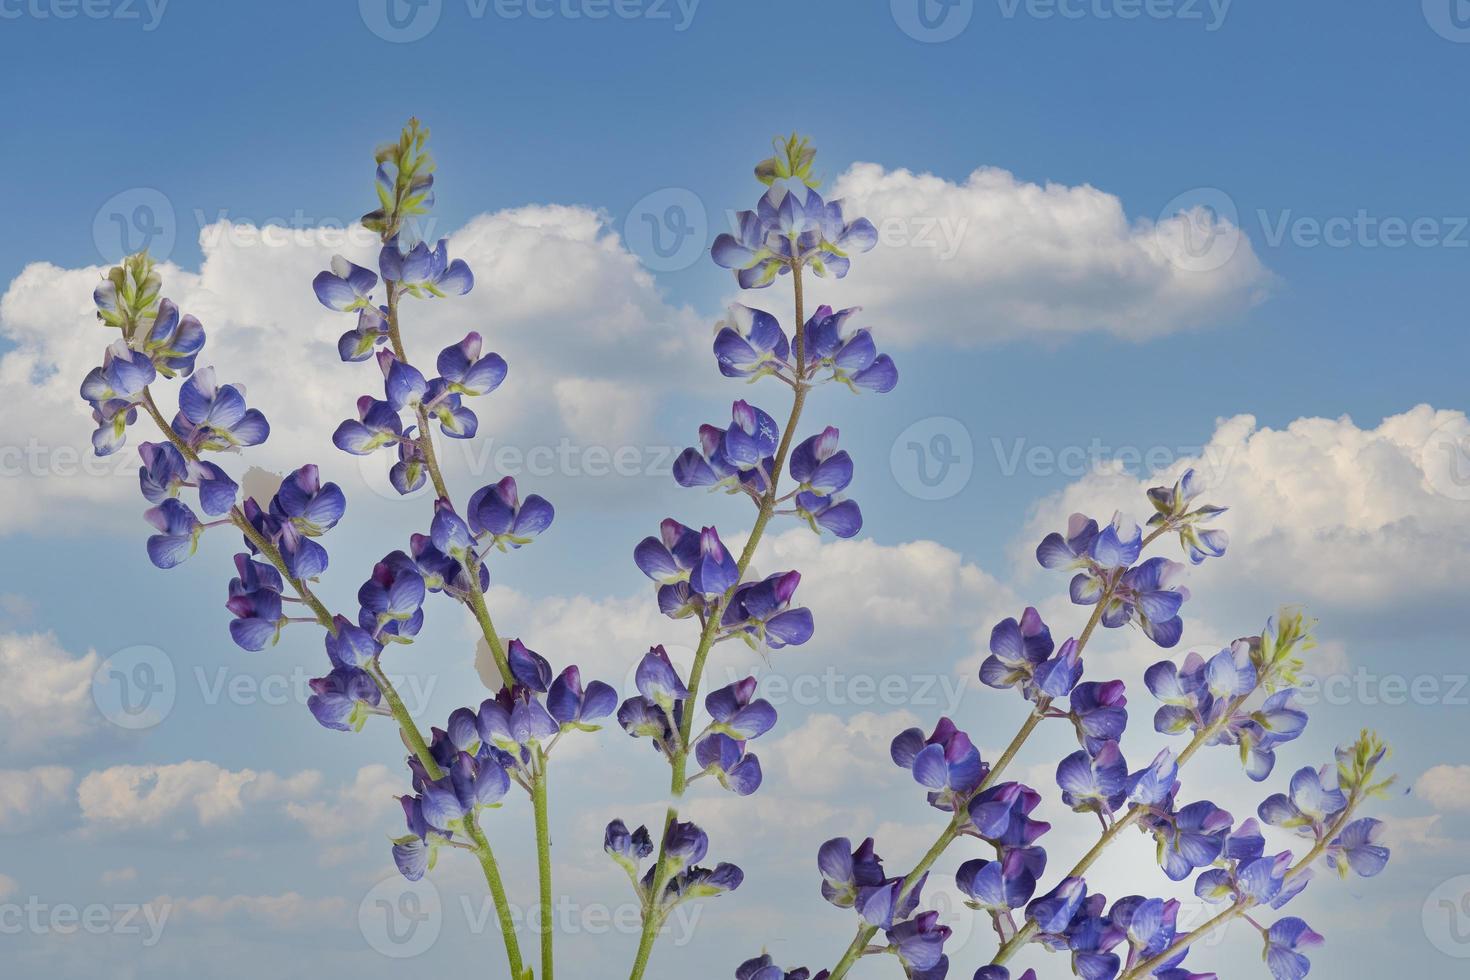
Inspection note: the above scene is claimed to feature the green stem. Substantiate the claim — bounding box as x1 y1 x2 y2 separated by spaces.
629 264 809 980
534 750 554 980
827 573 1130 980
139 383 527 974
467 816 528 978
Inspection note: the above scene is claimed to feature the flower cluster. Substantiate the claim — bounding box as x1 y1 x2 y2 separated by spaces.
84 124 1396 980
776 470 1393 980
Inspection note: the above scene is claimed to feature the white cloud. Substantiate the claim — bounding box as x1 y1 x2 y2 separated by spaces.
76 761 321 833
1020 406 1470 609
1415 765 1470 813
0 631 100 757
0 766 75 834
826 162 1271 346
767 710 920 797
146 892 347 930
0 205 701 536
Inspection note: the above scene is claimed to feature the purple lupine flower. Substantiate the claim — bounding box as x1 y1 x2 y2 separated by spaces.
1070 680 1129 753
1036 513 1102 573
379 236 474 298
172 367 270 453
674 400 781 494
1237 689 1310 781
436 332 507 397
358 552 426 641
191 460 239 516
423 378 479 438
1326 818 1389 878
138 441 190 503
713 185 868 289
547 666 617 728
1259 766 1348 833
392 795 450 880
967 782 1050 858
885 910 950 977
891 717 987 809
507 638 553 693
339 305 390 362
789 426 863 537
790 426 853 494
1109 895 1179 961
225 553 286 651
144 498 203 568
694 733 763 795
307 665 381 732
980 607 1055 696
272 464 346 536
714 304 791 380
81 338 156 408
734 954 817 980
975 970 1038 980
468 476 554 550
1033 636 1085 699
634 519 706 619
1106 557 1190 647
1143 799 1234 881
794 491 863 538
390 428 428 494
313 255 378 312
1027 877 1087 935
377 350 428 411
705 677 777 740
1057 741 1129 816
817 837 886 909
721 571 815 650
325 615 381 668
140 298 205 376
957 850 1037 912
1126 749 1179 807
1264 917 1323 980
635 645 689 713
689 526 739 596
333 396 404 455
1147 468 1229 564
799 305 897 393
605 819 655 881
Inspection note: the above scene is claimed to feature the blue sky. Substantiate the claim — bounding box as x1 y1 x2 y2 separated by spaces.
2 2 1469 978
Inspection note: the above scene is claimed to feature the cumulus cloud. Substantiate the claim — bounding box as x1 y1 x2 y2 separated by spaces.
826 162 1271 346
1415 765 1470 813
146 892 348 930
1019 406 1470 610
76 761 321 834
0 766 75 834
766 710 921 797
0 631 100 757
0 205 702 536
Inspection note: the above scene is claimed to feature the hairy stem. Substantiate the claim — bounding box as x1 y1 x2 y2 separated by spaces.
534 750 555 980
629 264 809 980
139 384 526 974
